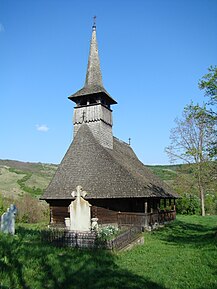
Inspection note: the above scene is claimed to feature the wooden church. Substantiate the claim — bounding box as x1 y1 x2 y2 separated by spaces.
42 23 178 226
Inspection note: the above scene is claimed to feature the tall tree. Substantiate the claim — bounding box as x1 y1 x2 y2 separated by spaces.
199 65 217 109
165 103 216 216
198 66 217 159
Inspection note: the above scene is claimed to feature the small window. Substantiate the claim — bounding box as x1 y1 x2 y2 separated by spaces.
80 99 87 106
89 97 97 104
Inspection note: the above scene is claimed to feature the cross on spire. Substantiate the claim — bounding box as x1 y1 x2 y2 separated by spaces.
93 16 96 28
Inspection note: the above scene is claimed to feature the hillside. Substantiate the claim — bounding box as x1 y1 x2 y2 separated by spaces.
0 159 181 199
0 160 57 198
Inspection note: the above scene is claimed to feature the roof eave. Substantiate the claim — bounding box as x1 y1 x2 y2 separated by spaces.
68 89 117 105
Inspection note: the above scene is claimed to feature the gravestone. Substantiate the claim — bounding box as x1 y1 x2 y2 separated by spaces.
0 204 17 235
69 185 91 232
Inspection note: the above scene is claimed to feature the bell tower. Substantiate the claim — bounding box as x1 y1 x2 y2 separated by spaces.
68 21 117 149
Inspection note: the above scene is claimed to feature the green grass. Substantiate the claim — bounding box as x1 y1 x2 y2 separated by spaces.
118 215 217 289
0 215 216 289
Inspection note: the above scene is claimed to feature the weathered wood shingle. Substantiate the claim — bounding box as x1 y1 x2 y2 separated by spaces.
42 124 177 200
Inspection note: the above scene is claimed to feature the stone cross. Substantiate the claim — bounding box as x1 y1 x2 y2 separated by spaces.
69 185 91 232
71 185 87 198
0 204 17 235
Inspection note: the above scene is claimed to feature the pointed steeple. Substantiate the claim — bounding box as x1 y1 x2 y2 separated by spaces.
68 22 117 105
85 24 103 87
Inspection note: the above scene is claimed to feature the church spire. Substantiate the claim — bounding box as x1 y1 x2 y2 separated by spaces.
85 18 103 87
68 21 117 105
69 20 117 149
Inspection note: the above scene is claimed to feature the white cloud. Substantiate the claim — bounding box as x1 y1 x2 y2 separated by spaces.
0 23 5 33
36 124 49 132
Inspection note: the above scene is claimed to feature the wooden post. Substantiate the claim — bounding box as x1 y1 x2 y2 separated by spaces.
150 199 153 214
157 199 160 210
164 199 167 210
144 200 148 228
144 201 148 214
174 198 176 211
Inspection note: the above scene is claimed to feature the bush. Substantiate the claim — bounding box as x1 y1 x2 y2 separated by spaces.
176 193 201 215
0 192 15 217
97 225 119 241
16 194 49 223
205 193 217 215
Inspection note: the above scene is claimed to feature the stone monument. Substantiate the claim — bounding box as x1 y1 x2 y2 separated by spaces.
69 185 91 232
0 204 17 235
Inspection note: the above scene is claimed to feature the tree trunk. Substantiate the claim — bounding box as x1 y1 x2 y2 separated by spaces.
199 185 205 216
198 170 205 216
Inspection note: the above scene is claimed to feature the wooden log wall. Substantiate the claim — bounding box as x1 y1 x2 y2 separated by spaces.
50 206 69 224
91 206 118 224
49 204 176 227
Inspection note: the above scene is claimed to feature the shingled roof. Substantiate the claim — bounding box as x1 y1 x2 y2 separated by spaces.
68 25 117 105
42 124 177 200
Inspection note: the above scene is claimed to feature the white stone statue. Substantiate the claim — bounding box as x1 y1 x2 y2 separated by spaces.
69 185 91 232
0 204 17 235
91 218 99 231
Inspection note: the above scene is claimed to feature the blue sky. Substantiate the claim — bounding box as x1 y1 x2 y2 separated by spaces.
1 0 217 165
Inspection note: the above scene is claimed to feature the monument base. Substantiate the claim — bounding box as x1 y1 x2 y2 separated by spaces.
63 230 97 248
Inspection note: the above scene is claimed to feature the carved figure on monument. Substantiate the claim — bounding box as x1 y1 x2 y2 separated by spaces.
69 185 91 232
0 204 17 235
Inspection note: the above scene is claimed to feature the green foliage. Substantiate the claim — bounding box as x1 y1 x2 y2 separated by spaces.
176 193 201 215
0 216 217 289
148 164 217 215
146 165 179 181
198 66 217 159
0 192 6 216
9 168 43 196
199 65 217 106
97 225 119 241
205 193 217 215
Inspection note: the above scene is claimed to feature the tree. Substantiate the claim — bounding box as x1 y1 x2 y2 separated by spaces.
198 66 217 159
165 103 216 216
199 65 217 109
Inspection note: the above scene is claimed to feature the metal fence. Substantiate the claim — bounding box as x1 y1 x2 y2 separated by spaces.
107 226 142 250
42 229 97 248
41 225 142 250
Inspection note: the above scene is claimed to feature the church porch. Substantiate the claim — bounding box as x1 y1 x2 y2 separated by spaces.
47 197 176 229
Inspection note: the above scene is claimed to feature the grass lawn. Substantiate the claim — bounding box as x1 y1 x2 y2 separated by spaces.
0 215 216 289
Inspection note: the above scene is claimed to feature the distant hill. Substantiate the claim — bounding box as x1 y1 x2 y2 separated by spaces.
0 159 183 199
0 159 57 198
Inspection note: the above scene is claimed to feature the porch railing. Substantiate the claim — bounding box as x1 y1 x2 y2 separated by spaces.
117 210 176 228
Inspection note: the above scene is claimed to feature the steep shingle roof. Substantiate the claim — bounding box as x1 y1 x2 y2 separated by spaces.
42 124 177 200
68 26 117 105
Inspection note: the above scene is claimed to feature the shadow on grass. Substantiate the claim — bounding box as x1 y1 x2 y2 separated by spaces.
0 226 167 289
154 216 217 247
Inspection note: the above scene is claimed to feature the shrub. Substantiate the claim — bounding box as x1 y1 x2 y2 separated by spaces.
97 225 119 241
176 193 201 215
205 193 217 215
16 194 49 223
